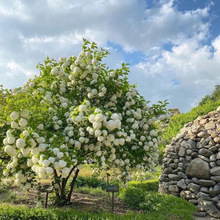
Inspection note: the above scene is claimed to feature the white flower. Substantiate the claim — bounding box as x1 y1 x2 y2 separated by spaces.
68 131 74 137
46 167 54 175
16 139 26 148
31 148 39 156
21 147 30 156
53 148 60 155
19 118 27 128
38 137 45 144
111 113 119 120
38 144 47 152
21 109 29 118
32 156 39 164
37 124 44 130
62 167 70 178
57 152 64 159
95 114 104 122
3 138 8 145
42 160 50 167
48 157 56 164
106 120 116 130
150 130 157 136
59 160 67 168
79 137 85 143
7 136 15 144
51 67 58 75
10 112 19 120
23 130 29 137
30 139 36 147
3 170 9 177
96 151 102 156
11 121 19 129
79 105 86 112
4 145 17 156
25 183 31 190
54 124 60 130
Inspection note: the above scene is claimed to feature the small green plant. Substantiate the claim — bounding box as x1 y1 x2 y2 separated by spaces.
127 179 159 192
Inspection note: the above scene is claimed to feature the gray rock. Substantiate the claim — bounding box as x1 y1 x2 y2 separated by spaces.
192 178 199 184
197 131 209 138
210 162 217 168
199 148 213 158
209 184 220 197
212 196 219 203
187 139 197 148
193 212 207 217
186 149 192 155
210 154 216 162
170 163 178 169
186 158 210 179
192 152 198 158
200 187 209 193
217 152 220 160
198 200 215 211
177 179 187 189
178 171 187 179
211 176 220 183
168 185 179 193
163 167 173 174
205 122 216 130
198 179 216 187
185 155 192 161
196 192 212 200
210 167 220 176
168 174 181 181
178 147 186 157
180 190 196 199
188 183 200 192
189 199 198 204
201 137 212 147
207 209 220 218
198 154 210 162
216 160 220 166
217 201 220 209
209 145 217 152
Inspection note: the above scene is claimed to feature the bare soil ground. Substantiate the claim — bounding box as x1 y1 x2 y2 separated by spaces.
0 186 133 215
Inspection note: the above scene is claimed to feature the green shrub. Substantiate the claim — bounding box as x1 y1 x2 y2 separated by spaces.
75 176 119 190
120 187 146 210
127 179 159 192
120 188 196 220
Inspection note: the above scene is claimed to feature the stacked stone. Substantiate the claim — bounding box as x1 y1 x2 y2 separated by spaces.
159 106 220 218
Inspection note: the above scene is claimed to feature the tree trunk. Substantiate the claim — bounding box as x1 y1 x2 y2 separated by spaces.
67 168 79 203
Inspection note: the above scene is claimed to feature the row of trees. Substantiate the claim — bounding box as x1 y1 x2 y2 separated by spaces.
1 39 168 206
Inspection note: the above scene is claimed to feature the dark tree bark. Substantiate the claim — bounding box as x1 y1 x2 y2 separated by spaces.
67 168 79 203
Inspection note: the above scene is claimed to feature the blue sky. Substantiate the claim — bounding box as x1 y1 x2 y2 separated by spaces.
0 0 220 112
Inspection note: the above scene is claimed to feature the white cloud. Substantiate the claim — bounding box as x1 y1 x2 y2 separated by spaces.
0 0 218 112
130 36 220 112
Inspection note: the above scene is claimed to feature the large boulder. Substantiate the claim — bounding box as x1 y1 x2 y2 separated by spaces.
186 158 210 179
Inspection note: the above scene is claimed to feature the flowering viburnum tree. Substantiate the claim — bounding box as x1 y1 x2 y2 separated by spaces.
2 39 168 205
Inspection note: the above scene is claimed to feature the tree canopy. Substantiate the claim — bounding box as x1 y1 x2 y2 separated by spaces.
1 39 168 205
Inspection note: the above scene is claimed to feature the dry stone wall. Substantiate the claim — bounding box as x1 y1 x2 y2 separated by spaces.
159 106 220 218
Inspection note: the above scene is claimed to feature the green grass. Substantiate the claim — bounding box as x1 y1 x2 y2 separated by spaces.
119 187 196 220
74 186 107 196
127 179 159 192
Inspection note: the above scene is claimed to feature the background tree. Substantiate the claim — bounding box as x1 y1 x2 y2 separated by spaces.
2 39 168 206
199 85 220 106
